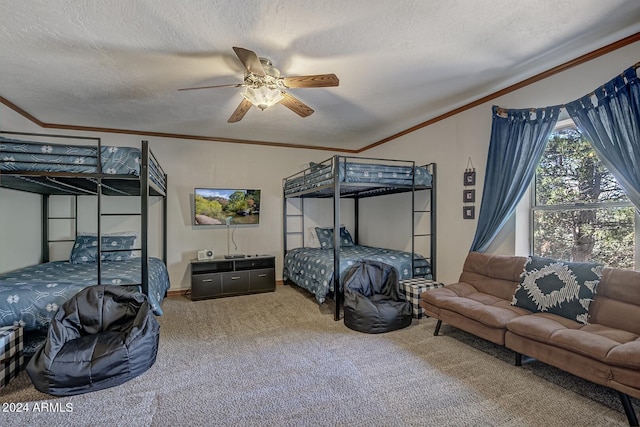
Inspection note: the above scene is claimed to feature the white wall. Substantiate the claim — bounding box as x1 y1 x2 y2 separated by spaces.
0 109 47 272
1 41 637 288
0 188 41 271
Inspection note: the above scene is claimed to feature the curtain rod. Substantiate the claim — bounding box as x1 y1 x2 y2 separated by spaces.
497 62 639 116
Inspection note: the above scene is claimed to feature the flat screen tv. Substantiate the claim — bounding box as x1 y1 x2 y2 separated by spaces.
194 188 261 226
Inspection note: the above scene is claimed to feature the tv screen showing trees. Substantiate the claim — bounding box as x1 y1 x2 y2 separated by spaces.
194 188 261 226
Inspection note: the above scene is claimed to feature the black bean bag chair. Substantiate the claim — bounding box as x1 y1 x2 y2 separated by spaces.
26 285 160 396
343 260 412 333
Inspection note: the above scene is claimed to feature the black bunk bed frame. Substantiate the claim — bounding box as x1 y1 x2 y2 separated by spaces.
283 155 436 321
0 130 167 296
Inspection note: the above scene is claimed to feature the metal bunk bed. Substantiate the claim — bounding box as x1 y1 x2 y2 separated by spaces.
0 130 168 329
283 155 436 321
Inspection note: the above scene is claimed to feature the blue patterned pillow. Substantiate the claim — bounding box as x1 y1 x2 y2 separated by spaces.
315 227 355 249
511 256 603 324
69 235 136 263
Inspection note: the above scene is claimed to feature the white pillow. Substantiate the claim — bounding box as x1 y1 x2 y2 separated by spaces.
306 227 321 248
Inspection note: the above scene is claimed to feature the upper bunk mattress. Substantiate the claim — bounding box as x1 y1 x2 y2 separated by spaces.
284 161 432 196
0 136 165 191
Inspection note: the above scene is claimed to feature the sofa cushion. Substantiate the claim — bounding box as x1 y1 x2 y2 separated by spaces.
589 268 640 336
459 252 526 301
511 256 603 324
422 283 531 329
507 313 640 369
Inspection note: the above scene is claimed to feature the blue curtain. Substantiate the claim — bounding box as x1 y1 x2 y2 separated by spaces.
566 65 640 211
470 105 560 252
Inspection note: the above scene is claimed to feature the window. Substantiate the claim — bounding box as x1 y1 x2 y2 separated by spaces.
532 120 637 269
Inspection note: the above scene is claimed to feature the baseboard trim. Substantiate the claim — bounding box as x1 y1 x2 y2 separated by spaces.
166 289 188 297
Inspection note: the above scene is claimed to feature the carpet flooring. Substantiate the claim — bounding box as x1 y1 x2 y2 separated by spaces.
2 284 636 426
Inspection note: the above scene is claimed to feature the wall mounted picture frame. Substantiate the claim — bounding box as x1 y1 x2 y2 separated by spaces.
464 170 476 186
463 189 475 203
463 206 475 220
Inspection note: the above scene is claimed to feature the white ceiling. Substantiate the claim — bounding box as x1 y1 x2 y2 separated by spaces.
1 0 639 152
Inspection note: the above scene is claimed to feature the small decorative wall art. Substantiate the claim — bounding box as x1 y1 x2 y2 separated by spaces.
463 157 476 219
463 170 476 186
463 206 475 220
463 189 475 203
464 156 476 186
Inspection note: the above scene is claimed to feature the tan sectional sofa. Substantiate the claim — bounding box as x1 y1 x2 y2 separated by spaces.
419 252 640 426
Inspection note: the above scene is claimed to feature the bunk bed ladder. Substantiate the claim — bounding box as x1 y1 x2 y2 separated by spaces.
283 197 305 257
430 163 437 279
333 156 341 321
96 140 153 295
42 195 80 263
96 138 103 287
412 163 436 279
140 140 149 296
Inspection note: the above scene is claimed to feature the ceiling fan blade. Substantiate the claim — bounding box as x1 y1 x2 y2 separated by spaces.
282 74 339 88
232 47 265 76
280 92 314 117
228 98 253 123
178 83 244 91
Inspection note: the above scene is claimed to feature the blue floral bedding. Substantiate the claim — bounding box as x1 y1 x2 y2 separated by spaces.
0 257 170 331
284 160 432 196
0 136 166 192
283 245 431 304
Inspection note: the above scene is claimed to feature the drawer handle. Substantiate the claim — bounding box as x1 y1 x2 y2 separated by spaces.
202 279 213 282
231 276 241 280
258 274 267 277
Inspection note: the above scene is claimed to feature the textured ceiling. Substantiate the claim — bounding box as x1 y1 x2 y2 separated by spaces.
1 0 639 151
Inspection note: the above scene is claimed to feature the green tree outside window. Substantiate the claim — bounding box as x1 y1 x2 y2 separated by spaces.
533 124 636 269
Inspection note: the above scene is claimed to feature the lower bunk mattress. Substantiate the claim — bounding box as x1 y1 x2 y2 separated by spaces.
0 257 170 331
283 245 431 304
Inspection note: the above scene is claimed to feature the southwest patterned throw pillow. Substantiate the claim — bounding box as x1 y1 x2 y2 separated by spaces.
511 256 603 324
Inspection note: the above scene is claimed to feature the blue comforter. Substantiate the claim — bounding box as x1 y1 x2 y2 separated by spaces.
283 245 431 304
0 258 170 331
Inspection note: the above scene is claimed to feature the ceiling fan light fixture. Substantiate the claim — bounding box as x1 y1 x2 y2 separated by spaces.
242 86 284 110
180 47 339 122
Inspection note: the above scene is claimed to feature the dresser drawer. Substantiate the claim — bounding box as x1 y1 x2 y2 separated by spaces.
250 268 275 292
191 273 223 300
221 270 251 294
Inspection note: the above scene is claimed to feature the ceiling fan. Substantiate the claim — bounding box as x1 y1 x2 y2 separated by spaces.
178 47 340 123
